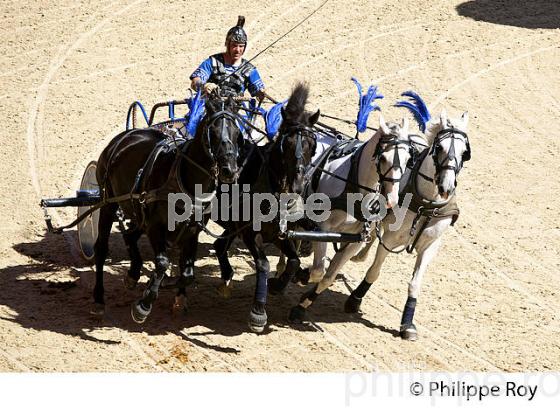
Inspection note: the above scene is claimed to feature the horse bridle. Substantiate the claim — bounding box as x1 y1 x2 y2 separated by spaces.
203 106 241 174
374 133 413 184
430 127 471 180
275 124 316 192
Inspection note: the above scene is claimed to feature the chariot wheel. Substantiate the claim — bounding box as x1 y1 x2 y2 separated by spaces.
77 161 99 263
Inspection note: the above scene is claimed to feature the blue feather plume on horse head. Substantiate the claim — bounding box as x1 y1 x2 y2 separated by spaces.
394 91 431 132
351 77 384 133
186 89 206 137
264 100 287 140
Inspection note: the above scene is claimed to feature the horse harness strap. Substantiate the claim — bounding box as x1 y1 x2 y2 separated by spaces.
136 111 248 232
405 197 460 253
406 148 460 226
41 132 180 234
384 148 460 254
306 138 378 194
122 137 215 229
329 143 372 222
318 142 381 222
251 144 282 196
144 141 214 201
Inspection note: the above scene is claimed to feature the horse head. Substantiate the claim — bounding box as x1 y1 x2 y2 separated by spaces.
394 91 471 200
425 109 470 199
272 82 318 195
202 96 242 183
375 114 413 209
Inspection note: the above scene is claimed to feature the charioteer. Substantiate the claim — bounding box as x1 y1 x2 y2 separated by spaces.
190 16 266 101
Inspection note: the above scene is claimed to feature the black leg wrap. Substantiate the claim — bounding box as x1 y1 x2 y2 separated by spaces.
300 285 319 304
216 237 234 282
284 258 300 278
353 280 372 299
213 236 227 254
220 266 234 282
400 296 417 325
269 258 300 295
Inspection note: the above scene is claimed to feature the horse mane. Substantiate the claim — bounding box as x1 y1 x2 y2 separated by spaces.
205 95 226 113
423 121 440 145
283 82 309 124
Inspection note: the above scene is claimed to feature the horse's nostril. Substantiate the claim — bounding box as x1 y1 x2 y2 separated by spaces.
221 167 234 179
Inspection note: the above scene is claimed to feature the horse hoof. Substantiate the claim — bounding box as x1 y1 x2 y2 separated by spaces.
344 294 362 313
288 305 306 323
131 301 151 324
90 303 105 316
216 282 233 299
267 278 286 295
123 275 138 290
400 324 418 341
248 309 267 333
291 268 310 286
172 295 187 314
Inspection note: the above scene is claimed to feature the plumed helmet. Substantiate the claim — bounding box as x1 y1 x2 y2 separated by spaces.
225 16 247 45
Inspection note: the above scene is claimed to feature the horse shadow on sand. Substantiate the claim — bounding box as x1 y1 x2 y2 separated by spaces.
1 229 399 356
456 0 560 29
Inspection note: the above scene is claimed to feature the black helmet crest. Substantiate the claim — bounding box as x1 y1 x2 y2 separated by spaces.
226 16 247 45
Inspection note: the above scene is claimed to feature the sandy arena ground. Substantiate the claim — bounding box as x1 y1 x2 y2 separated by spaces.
1 0 559 372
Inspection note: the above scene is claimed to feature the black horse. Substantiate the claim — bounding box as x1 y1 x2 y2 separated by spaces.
210 83 318 332
92 96 243 323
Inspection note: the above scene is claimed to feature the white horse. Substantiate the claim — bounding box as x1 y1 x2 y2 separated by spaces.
345 107 471 341
271 114 414 323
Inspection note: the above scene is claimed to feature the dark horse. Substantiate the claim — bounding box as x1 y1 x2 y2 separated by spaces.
210 83 318 332
92 96 243 323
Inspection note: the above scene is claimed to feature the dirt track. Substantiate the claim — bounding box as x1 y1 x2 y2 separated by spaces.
1 0 559 371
